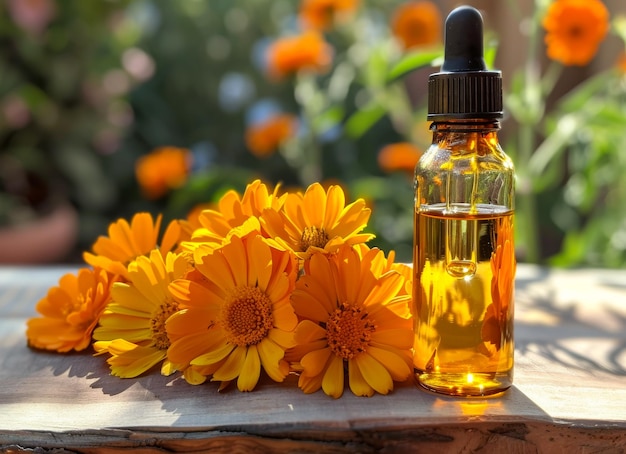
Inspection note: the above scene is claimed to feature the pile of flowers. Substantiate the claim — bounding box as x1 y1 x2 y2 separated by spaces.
26 180 414 398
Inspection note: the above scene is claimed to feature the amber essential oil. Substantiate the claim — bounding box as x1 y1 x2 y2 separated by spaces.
413 203 514 396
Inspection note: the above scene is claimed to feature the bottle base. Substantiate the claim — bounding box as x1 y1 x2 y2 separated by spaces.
416 372 512 397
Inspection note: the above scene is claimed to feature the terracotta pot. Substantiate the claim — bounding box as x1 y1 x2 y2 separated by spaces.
0 203 79 264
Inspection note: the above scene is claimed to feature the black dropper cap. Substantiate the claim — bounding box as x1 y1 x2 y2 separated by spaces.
427 6 502 120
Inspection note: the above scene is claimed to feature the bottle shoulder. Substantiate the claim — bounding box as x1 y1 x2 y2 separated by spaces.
417 142 514 173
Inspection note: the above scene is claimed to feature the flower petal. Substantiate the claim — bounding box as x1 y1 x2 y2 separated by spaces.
366 346 411 382
237 344 261 391
300 346 332 378
213 345 247 382
258 339 289 382
348 358 374 397
321 354 345 398
355 353 393 395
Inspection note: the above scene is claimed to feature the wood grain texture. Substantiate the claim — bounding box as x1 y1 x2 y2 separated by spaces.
0 265 625 452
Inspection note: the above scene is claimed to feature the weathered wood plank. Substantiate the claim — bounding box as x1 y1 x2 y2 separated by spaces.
1 422 625 453
0 265 625 452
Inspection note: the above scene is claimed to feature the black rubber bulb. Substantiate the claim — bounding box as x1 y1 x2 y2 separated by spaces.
441 6 487 73
427 5 502 120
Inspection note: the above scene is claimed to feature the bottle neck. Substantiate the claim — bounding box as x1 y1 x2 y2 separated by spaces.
430 119 500 133
429 119 501 155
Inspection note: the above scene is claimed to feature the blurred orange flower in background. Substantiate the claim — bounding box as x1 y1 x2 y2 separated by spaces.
26 267 116 352
391 1 442 50
299 0 360 31
377 142 423 174
266 31 333 79
245 113 298 158
135 146 192 200
542 0 609 66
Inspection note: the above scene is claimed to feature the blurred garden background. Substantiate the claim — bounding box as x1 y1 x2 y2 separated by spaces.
1 0 625 267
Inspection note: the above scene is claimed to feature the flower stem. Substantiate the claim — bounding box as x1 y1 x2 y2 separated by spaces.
514 0 547 263
517 122 540 263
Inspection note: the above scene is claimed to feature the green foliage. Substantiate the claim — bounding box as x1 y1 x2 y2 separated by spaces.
3 0 626 267
0 0 132 242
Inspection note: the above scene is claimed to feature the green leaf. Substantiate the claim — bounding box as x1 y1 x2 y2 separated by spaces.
387 49 443 82
344 102 386 139
556 71 613 112
484 39 498 69
313 106 344 134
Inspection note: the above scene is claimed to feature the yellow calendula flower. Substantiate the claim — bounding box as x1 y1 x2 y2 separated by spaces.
261 182 375 263
288 244 413 398
166 231 299 392
84 212 182 281
187 179 286 248
93 249 191 378
26 267 116 353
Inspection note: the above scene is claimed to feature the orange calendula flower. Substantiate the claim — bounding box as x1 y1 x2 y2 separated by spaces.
135 146 192 200
352 243 413 296
482 215 516 350
84 212 182 281
288 245 413 398
188 179 285 248
93 250 191 378
166 232 299 391
245 113 298 158
26 267 116 353
261 182 375 262
542 0 609 66
266 31 332 79
299 0 360 31
378 142 423 174
391 1 442 50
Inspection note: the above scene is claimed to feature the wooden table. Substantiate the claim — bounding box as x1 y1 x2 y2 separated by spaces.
0 264 625 453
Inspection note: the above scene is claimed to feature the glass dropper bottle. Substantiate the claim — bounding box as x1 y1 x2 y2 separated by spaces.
412 5 516 396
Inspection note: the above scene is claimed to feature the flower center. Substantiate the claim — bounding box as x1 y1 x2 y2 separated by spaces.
222 286 273 347
326 303 376 360
567 24 584 40
300 226 329 251
151 300 179 350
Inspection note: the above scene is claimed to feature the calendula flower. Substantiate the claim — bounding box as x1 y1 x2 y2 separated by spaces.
166 232 299 391
93 250 191 378
135 146 193 200
299 0 360 31
26 267 116 353
542 0 609 66
261 182 375 262
352 243 413 296
84 212 182 281
245 113 298 158
288 245 413 398
482 215 516 350
378 142 423 174
391 1 442 50
266 31 332 79
186 179 286 250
